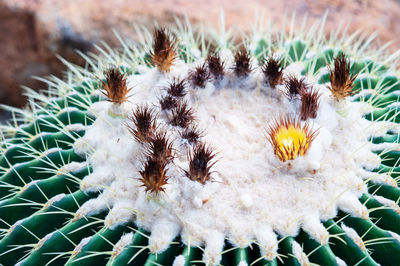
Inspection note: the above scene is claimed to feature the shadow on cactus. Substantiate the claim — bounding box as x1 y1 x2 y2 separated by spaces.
0 14 400 266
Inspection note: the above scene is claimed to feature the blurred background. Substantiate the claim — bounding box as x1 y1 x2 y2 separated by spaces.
1 0 400 121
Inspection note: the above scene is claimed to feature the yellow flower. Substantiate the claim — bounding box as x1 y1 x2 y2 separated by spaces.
266 116 319 162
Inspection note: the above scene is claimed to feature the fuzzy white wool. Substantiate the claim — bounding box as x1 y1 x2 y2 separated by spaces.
72 236 92 256
337 193 369 219
41 147 62 158
366 120 400 137
35 231 56 251
292 241 310 265
172 255 186 266
44 193 65 210
58 161 87 175
72 138 90 155
80 167 115 192
358 169 397 187
371 142 400 152
113 232 133 256
227 218 254 247
240 193 253 208
341 223 366 251
315 99 338 131
149 219 180 253
30 131 50 142
105 200 136 228
202 231 225 265
303 126 332 171
373 195 400 213
302 216 329 245
58 107 80 115
8 219 27 235
75 194 111 219
65 123 89 132
254 225 278 260
21 180 40 193
72 54 393 264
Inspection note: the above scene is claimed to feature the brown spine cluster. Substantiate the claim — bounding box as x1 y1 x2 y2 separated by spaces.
128 105 156 143
285 75 308 99
139 159 169 194
160 95 178 110
262 56 284 88
139 129 174 194
150 28 176 72
145 130 174 164
206 53 225 80
102 68 131 104
233 48 252 77
328 53 357 101
300 88 321 120
167 78 187 97
180 125 204 145
185 143 217 184
189 63 210 88
160 78 186 111
169 102 195 128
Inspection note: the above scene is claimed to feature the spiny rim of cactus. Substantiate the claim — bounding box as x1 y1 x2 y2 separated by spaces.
0 13 399 266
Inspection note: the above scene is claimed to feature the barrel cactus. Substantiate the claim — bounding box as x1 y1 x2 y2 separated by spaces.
0 15 399 266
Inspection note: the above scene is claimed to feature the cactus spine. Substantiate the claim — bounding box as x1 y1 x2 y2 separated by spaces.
0 15 400 266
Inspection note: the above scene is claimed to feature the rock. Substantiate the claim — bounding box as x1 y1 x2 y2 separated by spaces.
0 2 37 107
1 0 400 108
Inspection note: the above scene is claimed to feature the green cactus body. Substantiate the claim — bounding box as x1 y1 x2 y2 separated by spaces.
0 16 400 266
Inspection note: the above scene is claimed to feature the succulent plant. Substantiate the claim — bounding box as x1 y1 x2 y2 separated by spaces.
0 15 399 266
